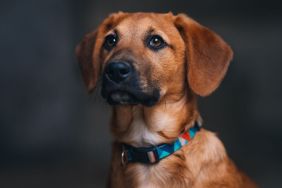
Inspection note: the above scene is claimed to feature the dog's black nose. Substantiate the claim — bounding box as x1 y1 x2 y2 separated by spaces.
105 61 132 83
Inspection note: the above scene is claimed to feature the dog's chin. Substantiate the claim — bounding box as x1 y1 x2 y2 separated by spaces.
107 91 138 105
103 90 160 107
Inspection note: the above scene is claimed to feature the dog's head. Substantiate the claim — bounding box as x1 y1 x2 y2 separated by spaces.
76 12 233 106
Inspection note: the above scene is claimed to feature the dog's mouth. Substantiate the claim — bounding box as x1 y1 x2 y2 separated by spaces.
102 88 160 107
107 90 138 105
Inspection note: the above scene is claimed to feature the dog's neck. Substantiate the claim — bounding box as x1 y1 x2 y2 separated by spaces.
111 93 200 147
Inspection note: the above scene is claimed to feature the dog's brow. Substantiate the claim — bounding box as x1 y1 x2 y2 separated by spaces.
145 27 155 36
105 28 119 36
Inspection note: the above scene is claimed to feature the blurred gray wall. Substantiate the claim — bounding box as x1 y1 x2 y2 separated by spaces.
1 0 282 187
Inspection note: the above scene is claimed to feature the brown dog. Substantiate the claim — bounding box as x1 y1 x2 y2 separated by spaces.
76 12 257 188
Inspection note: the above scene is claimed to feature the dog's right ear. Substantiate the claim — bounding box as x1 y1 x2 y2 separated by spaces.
75 31 98 93
174 14 233 96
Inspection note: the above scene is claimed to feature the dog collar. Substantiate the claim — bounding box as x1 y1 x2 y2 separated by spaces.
121 122 201 165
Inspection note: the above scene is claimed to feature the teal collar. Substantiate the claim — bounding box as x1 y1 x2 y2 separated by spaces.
121 122 201 165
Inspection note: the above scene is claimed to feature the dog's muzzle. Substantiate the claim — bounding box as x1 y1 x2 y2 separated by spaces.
101 60 160 106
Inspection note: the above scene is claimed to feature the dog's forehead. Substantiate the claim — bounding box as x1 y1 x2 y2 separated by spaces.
113 13 177 38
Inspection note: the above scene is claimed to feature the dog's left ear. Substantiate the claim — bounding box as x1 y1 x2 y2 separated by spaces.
76 12 128 93
75 31 98 93
174 14 233 96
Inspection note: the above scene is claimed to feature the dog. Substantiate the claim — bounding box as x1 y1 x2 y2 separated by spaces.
76 12 257 188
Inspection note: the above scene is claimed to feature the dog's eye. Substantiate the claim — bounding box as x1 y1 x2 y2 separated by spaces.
103 34 118 50
147 35 166 50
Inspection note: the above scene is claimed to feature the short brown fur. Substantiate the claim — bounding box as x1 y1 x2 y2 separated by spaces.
76 12 257 188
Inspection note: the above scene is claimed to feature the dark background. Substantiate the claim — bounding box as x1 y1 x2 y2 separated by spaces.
1 0 282 187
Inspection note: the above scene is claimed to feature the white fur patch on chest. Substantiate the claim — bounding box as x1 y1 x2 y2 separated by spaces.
121 107 164 147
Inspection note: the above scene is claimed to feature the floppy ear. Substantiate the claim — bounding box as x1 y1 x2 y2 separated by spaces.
75 12 128 93
75 31 98 93
175 14 233 96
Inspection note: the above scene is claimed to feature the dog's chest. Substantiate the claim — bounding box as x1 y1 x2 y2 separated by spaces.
122 107 163 147
123 160 192 188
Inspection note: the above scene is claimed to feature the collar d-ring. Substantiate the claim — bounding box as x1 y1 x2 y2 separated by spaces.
121 148 128 166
